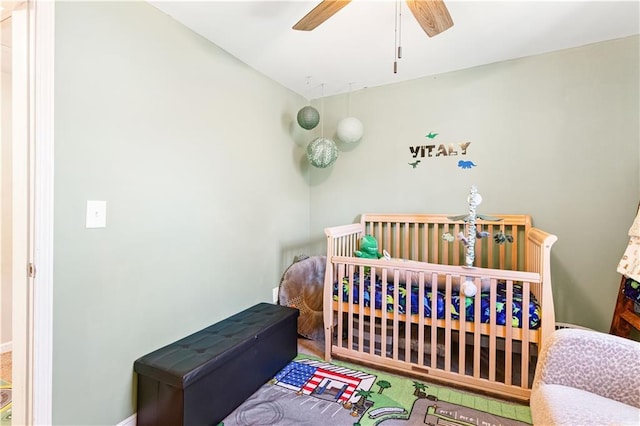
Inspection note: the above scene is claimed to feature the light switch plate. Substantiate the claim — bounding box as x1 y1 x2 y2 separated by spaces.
86 200 107 228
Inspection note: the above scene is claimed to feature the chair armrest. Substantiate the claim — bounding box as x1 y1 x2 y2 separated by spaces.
533 328 640 408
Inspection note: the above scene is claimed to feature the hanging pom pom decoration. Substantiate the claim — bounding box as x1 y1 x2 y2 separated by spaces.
337 117 364 144
307 137 338 168
296 106 320 130
459 185 481 298
465 185 482 268
447 186 505 297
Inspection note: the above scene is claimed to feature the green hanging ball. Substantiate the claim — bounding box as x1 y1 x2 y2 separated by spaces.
297 106 320 130
307 137 338 168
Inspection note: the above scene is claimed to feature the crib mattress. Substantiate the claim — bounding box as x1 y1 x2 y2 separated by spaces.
334 273 541 329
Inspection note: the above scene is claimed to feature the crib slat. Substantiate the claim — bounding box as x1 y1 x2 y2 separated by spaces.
489 278 497 382
392 271 400 361
505 280 514 386
444 274 453 372
453 223 462 265
521 281 531 389
369 267 377 357
405 270 412 363
432 224 439 264
496 223 506 269
473 277 482 378
384 223 391 260
348 267 356 351
458 285 466 376
430 272 438 369
441 224 449 264
412 224 419 260
402 222 409 259
417 272 425 366
337 264 346 350
490 228 496 267
475 231 483 267
358 266 366 353
381 268 389 359
420 224 427 262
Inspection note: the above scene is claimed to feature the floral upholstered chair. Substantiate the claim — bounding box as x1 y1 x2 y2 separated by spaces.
530 328 640 425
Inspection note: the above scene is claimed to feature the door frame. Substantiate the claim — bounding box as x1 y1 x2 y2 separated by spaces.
32 1 54 423
12 1 54 424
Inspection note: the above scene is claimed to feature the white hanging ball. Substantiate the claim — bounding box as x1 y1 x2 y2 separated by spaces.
467 193 483 206
336 117 364 144
461 279 477 297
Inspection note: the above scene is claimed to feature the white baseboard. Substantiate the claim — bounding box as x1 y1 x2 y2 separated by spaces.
116 413 136 426
0 341 11 354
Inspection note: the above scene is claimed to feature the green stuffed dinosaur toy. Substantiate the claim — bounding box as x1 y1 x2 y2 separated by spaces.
354 235 383 259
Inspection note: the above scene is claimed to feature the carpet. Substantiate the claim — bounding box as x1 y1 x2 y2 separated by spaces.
0 380 10 426
220 355 532 426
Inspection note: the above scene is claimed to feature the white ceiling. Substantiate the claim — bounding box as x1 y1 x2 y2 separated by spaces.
155 1 636 99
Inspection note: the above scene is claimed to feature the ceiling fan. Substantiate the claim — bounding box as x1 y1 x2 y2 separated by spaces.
293 0 454 38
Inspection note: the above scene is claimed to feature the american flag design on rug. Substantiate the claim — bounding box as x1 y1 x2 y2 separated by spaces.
274 359 376 404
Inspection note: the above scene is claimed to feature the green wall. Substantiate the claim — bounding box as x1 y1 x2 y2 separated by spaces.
309 35 640 334
53 2 310 424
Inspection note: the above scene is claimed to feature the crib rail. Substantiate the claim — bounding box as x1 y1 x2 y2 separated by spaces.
526 228 558 340
361 213 531 270
323 213 557 401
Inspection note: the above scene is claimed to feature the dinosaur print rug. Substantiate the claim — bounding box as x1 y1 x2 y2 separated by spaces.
0 380 10 426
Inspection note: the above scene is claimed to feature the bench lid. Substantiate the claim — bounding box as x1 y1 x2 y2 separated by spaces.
134 303 299 388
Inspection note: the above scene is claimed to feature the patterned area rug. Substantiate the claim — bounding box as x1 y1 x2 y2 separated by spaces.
0 380 10 426
220 355 531 426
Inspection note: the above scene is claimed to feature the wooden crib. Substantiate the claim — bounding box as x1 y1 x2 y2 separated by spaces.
323 213 557 401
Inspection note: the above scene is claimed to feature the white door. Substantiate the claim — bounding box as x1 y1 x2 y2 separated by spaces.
5 3 32 425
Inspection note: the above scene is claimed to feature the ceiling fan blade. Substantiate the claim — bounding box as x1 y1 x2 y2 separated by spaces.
405 0 454 37
292 0 352 31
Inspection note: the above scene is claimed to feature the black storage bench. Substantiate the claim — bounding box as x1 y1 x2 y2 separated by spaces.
134 303 299 426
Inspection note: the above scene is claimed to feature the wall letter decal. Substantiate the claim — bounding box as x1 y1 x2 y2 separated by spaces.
409 146 421 158
459 142 471 155
436 144 448 157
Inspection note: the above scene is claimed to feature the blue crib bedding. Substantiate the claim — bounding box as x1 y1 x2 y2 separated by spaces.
623 277 640 302
334 273 541 329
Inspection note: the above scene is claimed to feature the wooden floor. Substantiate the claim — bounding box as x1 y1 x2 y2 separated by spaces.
297 337 324 358
0 351 11 383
